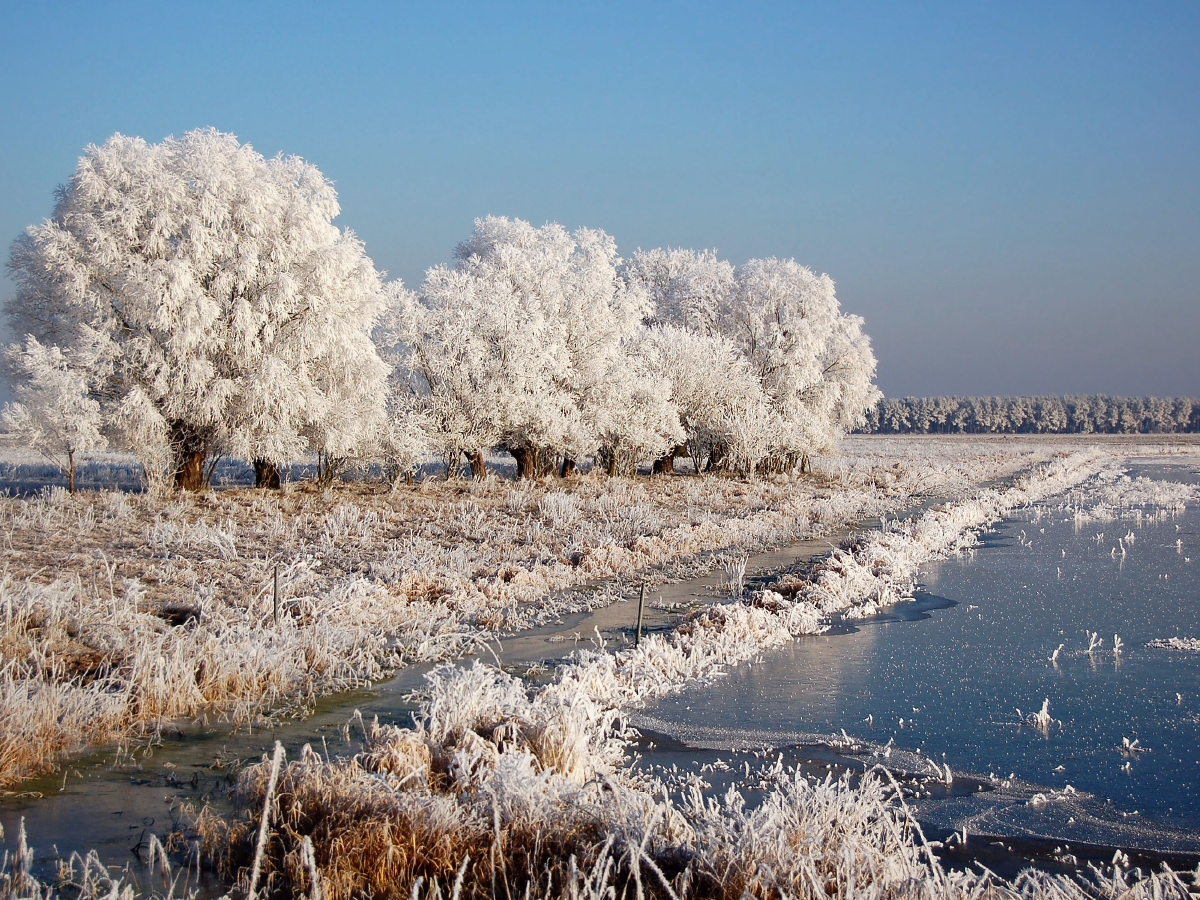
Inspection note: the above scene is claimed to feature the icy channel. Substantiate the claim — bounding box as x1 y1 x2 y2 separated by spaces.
634 459 1200 853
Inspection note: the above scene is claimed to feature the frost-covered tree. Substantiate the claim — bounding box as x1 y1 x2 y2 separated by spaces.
1 337 106 492
634 325 770 473
730 258 881 468
372 283 448 479
590 349 682 477
626 250 880 473
862 395 1200 435
5 128 388 490
624 247 735 336
376 271 506 477
387 216 674 478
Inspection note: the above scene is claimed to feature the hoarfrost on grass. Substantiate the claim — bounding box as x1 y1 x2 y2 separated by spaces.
1146 637 1200 653
0 437 1082 786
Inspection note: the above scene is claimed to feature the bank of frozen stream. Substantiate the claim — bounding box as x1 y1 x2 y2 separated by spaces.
634 458 1200 860
5 453 1199 894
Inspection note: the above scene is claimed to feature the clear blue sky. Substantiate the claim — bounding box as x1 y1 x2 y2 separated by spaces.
2 1 1197 399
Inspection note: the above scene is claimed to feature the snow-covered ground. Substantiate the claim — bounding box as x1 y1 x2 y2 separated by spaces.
0 435 1090 787
4 435 1200 898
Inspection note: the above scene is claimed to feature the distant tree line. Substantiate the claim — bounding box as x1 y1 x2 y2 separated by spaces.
858 396 1200 435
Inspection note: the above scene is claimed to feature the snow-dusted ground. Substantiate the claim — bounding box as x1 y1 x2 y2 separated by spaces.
4 436 1200 897
3 436 1106 788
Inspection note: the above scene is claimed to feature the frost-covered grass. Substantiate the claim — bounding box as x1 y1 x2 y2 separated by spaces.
0 437 1080 787
207 662 1198 900
202 443 1200 900
0 817 192 900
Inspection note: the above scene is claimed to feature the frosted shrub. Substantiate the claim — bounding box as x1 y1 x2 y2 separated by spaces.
615 501 664 539
454 500 487 537
212 662 630 900
42 485 69 507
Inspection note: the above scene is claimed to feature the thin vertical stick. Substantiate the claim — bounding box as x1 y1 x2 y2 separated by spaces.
635 581 646 647
300 835 323 900
248 741 285 900
272 565 279 625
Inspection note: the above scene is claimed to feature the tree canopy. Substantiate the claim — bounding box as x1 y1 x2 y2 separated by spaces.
4 128 388 489
4 130 883 487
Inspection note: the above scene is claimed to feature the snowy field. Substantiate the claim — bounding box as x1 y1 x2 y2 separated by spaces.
0 435 1109 787
2 435 1199 899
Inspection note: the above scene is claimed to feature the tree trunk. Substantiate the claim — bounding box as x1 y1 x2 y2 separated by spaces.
170 420 209 492
253 459 282 489
316 451 344 486
506 445 537 479
652 444 687 475
706 443 726 473
560 456 576 478
175 451 206 491
68 450 76 494
467 450 487 479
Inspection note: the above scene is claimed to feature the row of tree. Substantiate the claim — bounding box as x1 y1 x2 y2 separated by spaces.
859 396 1200 435
2 129 881 490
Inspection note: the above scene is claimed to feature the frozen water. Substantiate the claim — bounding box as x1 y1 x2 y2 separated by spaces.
638 460 1200 848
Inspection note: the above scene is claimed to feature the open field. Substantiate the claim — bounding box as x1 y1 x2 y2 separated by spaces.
0 435 1126 787
2 436 1198 898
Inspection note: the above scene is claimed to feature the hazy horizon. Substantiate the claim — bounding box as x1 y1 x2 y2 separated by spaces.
2 2 1197 403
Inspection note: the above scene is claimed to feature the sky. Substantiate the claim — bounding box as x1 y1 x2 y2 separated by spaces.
1 1 1197 400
